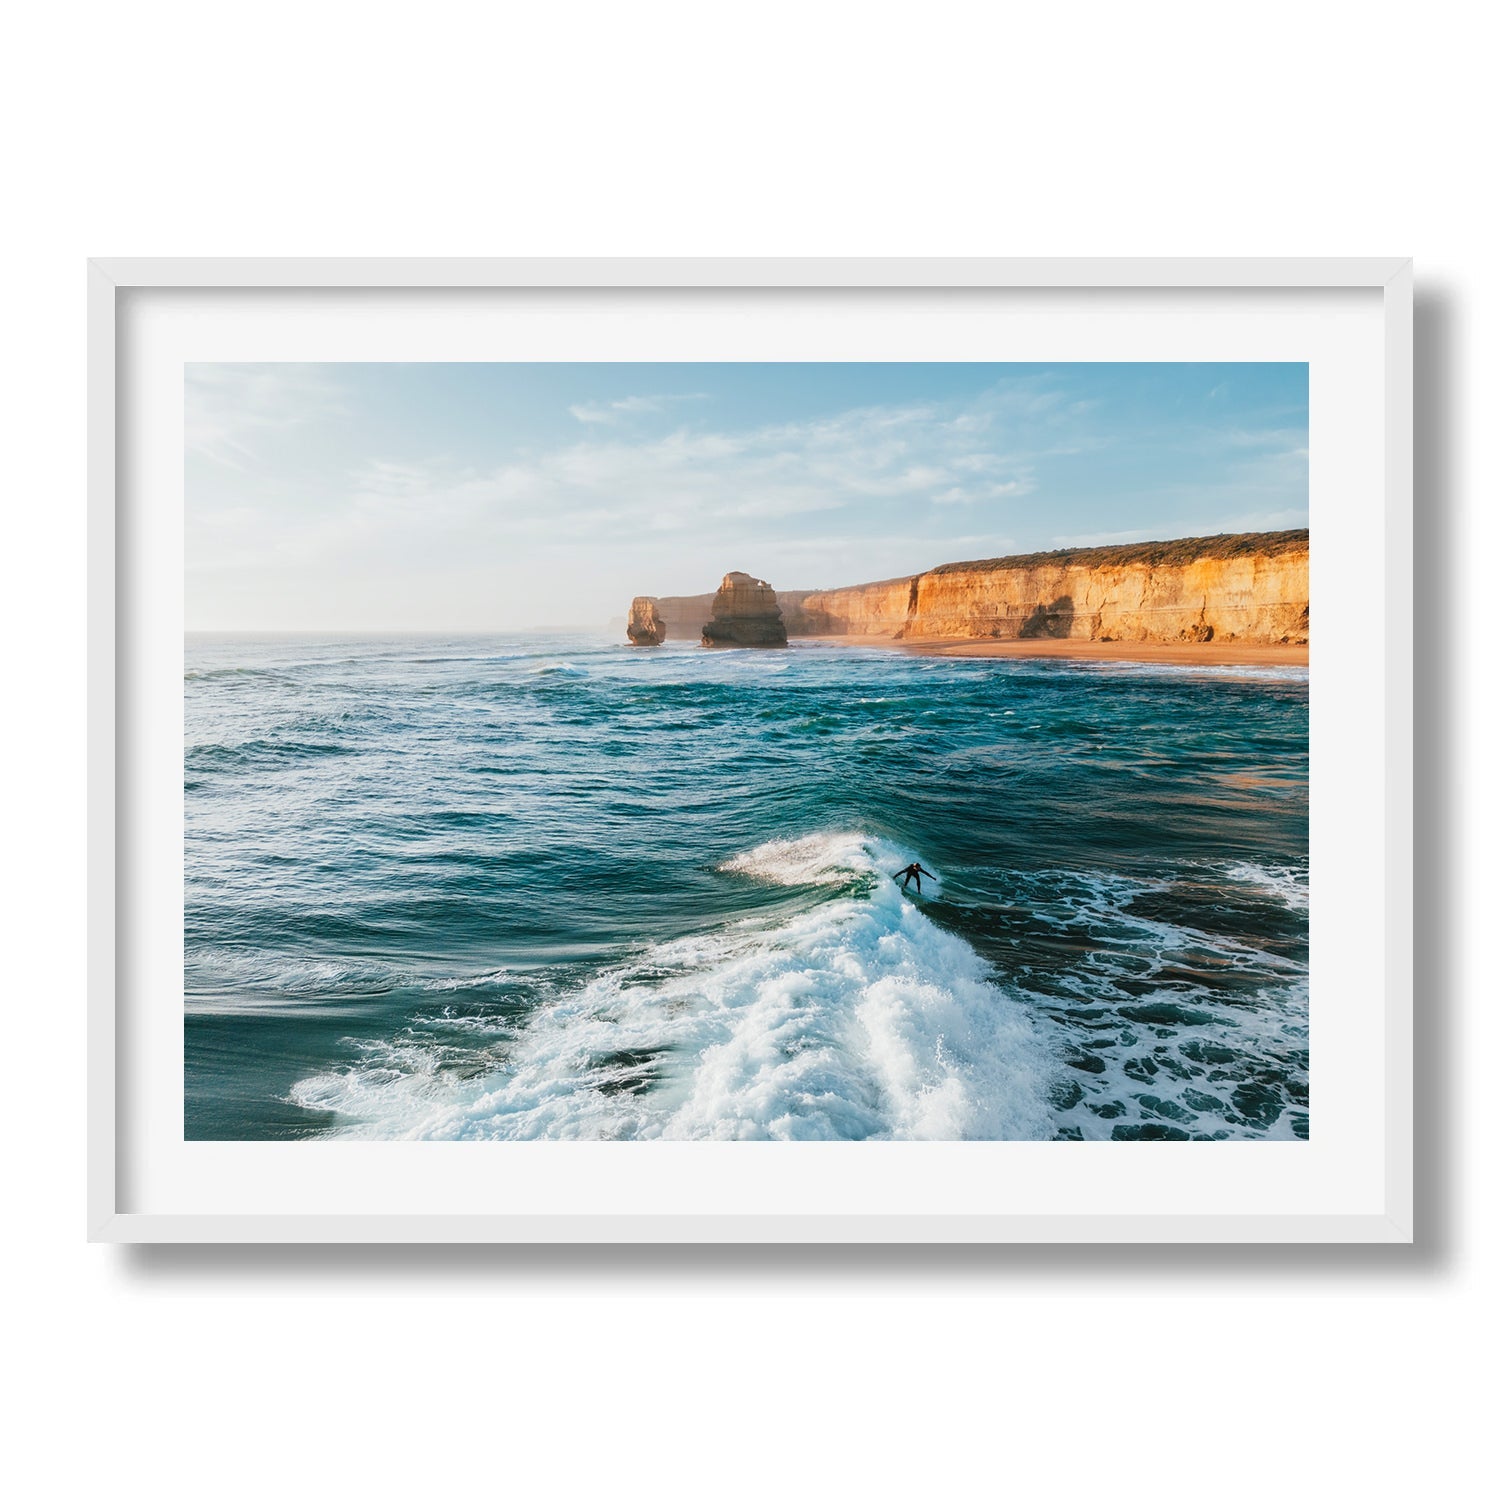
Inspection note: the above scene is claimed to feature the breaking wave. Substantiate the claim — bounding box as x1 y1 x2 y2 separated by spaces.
187 630 1310 1142
288 834 1059 1140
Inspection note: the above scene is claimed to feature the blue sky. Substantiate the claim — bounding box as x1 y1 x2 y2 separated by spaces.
186 362 1308 630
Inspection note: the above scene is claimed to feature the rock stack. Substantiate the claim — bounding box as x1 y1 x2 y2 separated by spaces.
701 571 788 648
625 596 666 646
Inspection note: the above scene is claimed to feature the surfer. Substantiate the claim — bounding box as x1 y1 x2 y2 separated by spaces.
896 862 934 894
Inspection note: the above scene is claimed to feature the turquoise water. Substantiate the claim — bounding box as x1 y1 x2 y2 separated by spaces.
185 632 1309 1141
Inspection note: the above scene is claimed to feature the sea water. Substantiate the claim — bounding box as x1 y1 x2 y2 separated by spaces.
185 632 1309 1141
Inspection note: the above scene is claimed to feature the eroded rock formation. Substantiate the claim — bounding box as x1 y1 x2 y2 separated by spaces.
626 532 1309 650
626 596 665 646
701 571 788 647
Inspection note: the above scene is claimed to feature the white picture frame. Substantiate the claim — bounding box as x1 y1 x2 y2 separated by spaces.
89 257 1413 1244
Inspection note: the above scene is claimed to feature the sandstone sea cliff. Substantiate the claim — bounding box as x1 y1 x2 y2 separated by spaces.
625 530 1309 648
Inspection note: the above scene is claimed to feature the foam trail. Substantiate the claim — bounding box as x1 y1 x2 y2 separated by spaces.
289 833 1057 1140
1222 860 1310 912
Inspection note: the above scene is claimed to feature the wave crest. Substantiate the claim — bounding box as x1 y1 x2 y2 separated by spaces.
719 831 940 896
289 832 1048 1140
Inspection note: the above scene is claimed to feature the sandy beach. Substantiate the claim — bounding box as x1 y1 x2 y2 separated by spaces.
798 635 1309 668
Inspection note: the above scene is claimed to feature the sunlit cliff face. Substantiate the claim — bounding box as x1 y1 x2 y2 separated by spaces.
639 549 1308 648
894 551 1310 644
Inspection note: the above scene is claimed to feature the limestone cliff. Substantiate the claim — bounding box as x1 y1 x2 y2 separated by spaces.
626 530 1308 648
788 576 920 636
701 571 789 647
625 596 665 646
653 593 714 640
794 531 1309 645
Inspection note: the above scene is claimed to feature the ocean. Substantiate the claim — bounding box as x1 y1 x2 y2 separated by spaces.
184 632 1309 1142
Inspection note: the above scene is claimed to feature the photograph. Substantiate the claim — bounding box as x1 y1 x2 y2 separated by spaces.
184 359 1311 1143
25 3 1474 1483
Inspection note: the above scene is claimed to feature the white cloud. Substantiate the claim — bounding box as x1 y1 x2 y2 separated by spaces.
304 394 1038 554
186 364 345 466
568 392 710 424
931 478 1032 505
186 386 1054 614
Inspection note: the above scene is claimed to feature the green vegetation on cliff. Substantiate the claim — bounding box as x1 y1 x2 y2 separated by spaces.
929 529 1309 576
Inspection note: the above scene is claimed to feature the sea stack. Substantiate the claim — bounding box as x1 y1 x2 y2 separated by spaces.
626 596 666 646
701 571 788 647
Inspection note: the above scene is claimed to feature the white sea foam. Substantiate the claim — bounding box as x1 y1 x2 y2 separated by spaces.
420 968 516 993
288 833 1055 1140
1089 661 1311 685
719 830 943 901
1222 860 1310 912
995 865 1310 1140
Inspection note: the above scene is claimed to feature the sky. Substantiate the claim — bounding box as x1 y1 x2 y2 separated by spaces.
186 361 1309 631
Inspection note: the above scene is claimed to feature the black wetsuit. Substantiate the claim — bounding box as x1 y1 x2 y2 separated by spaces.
898 863 934 893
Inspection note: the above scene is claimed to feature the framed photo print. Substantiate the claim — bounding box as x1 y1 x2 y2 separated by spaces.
89 258 1413 1242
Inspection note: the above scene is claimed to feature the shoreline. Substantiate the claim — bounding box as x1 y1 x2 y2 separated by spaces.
791 634 1309 668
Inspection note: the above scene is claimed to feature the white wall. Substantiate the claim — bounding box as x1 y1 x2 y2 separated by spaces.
5 4 1489 1495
